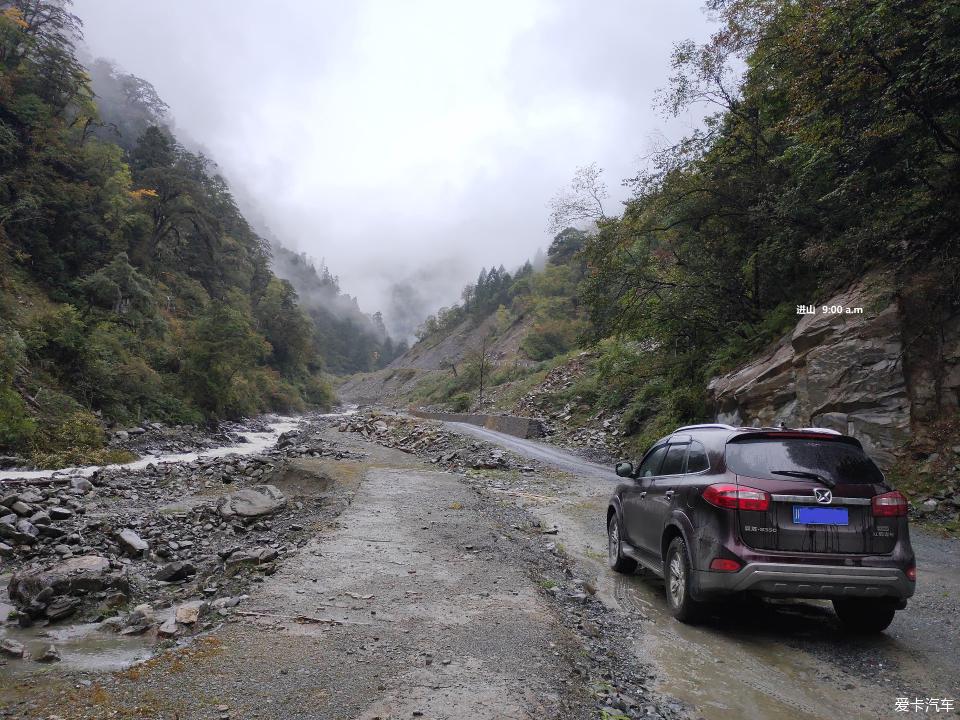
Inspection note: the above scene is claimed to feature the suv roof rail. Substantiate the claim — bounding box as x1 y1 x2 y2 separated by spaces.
674 423 737 432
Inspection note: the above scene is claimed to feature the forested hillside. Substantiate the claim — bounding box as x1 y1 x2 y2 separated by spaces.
351 0 960 460
270 245 407 374
0 0 390 466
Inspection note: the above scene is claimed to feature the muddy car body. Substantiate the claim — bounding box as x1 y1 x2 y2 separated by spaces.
606 424 916 632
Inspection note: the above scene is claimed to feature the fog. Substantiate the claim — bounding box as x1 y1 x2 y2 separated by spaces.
72 0 714 338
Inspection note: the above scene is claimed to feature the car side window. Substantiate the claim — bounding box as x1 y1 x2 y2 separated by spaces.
637 445 668 478
659 443 687 476
685 441 709 473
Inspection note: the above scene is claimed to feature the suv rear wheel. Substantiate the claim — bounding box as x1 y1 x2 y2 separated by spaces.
833 598 897 633
607 514 637 574
665 537 704 623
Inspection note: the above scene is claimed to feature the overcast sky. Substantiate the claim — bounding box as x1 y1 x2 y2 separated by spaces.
72 0 714 337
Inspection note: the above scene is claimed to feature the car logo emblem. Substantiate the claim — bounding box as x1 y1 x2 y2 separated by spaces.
814 488 832 504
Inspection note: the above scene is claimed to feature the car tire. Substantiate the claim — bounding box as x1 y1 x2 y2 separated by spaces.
832 598 897 634
665 537 704 623
607 514 637 574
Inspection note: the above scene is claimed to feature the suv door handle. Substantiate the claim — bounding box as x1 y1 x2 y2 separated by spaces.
638 491 647 499
664 490 675 499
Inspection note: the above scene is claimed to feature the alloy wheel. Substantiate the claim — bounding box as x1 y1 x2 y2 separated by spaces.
669 553 685 607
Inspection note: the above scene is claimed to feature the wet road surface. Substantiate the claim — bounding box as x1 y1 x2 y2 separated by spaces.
447 422 960 720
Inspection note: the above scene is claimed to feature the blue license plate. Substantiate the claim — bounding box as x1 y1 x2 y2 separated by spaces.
793 506 849 525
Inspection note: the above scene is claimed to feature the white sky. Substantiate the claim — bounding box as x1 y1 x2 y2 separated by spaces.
72 0 714 336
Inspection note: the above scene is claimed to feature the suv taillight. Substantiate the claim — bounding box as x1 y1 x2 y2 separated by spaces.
872 490 908 517
703 483 770 511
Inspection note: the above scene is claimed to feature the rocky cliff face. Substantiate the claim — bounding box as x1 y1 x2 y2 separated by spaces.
708 274 960 466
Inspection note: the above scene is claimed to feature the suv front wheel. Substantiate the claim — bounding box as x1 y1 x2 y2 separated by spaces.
833 598 897 633
607 514 637 574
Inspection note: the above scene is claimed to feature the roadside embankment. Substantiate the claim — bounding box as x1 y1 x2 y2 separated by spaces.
409 410 545 439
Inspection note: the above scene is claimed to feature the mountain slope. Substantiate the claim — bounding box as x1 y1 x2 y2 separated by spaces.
0 1 358 465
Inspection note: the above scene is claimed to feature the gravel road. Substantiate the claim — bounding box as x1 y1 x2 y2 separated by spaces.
447 422 960 720
1 431 622 719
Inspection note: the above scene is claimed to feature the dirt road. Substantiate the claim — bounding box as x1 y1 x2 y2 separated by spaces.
2 430 663 720
447 422 960 720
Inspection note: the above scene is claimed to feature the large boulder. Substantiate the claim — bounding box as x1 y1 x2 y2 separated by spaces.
217 485 286 520
7 555 129 614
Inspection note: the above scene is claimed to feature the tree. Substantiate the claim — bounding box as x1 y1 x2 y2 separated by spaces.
182 305 270 418
548 163 609 233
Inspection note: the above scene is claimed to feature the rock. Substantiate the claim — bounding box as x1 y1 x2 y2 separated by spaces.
48 507 73 521
217 485 286 520
157 617 179 638
29 510 51 525
1 638 26 658
69 477 94 493
117 528 149 557
211 596 241 610
175 600 208 625
114 430 129 441
35 644 61 663
920 499 939 514
129 603 154 623
36 523 65 539
45 596 80 621
8 555 129 609
0 541 13 557
154 561 196 582
0 520 37 544
10 500 32 516
15 519 39 539
127 427 146 435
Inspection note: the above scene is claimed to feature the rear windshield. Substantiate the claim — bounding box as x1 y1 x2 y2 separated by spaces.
726 438 884 485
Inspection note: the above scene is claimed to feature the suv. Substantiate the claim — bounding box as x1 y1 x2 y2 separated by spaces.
606 424 916 632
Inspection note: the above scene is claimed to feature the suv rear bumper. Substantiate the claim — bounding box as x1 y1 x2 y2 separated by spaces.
695 562 915 600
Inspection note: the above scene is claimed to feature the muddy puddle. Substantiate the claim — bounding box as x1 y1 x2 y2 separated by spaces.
0 598 154 677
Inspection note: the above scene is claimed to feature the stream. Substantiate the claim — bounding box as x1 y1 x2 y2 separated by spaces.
1 408 357 677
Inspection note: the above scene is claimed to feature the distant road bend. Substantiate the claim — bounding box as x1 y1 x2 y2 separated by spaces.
444 421 619 482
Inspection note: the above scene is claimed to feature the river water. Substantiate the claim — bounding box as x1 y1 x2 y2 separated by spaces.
0 407 357 482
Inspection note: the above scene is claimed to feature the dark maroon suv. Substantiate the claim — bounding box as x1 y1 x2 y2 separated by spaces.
606 424 916 632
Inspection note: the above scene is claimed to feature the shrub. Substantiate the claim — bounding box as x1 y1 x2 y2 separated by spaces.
450 393 471 412
0 386 36 451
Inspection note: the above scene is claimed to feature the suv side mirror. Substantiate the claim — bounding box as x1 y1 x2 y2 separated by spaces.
615 462 634 478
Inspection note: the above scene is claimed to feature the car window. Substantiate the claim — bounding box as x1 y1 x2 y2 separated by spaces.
637 445 668 477
726 438 884 484
685 441 709 473
659 443 687 476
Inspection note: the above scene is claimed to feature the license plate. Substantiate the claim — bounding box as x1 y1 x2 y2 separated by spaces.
792 506 849 525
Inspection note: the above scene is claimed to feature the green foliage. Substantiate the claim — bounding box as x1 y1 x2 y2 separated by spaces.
522 318 587 361
572 0 960 445
450 393 471 412
182 304 270 418
0 330 35 449
0 1 341 460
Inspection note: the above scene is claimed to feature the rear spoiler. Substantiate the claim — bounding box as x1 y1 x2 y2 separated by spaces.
727 430 862 447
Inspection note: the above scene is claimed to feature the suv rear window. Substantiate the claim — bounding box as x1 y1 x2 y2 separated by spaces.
726 438 884 485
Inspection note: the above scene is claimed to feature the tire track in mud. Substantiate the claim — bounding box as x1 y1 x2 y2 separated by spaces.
611 573 830 720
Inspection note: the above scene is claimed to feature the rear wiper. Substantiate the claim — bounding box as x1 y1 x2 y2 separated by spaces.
769 470 836 488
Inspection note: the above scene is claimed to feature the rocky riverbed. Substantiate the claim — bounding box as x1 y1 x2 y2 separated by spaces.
0 414 368 663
